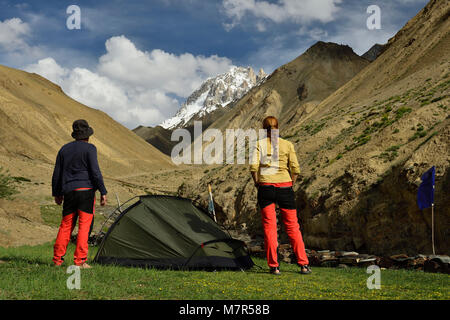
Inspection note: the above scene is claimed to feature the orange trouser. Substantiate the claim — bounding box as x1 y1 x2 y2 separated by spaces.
53 189 95 266
258 183 309 268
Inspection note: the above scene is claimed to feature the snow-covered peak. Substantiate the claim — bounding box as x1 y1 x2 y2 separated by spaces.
160 66 267 129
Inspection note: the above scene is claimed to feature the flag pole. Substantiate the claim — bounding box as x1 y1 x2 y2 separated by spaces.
432 203 435 255
208 184 217 223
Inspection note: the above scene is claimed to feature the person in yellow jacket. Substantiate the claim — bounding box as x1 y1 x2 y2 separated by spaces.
250 116 311 275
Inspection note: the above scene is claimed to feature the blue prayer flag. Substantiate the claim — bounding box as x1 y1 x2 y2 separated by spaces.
208 195 215 215
417 166 435 210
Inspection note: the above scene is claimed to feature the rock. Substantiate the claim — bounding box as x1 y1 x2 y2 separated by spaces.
337 264 349 269
341 251 359 257
249 245 263 253
375 256 392 268
424 255 450 274
406 256 427 270
248 245 265 259
339 256 361 265
358 258 377 267
281 255 292 264
424 260 442 273
320 254 334 260
306 253 322 266
257 68 267 82
390 254 409 260
279 244 291 251
278 244 297 264
429 255 450 264
388 254 416 268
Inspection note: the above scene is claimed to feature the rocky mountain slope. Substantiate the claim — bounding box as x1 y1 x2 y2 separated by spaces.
179 0 450 256
361 43 386 62
190 42 370 143
161 66 267 129
133 125 174 156
135 66 267 155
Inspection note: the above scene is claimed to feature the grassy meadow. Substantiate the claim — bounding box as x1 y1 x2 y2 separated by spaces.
0 243 448 300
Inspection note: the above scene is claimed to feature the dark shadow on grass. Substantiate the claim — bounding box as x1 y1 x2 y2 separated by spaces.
0 255 52 266
89 261 269 275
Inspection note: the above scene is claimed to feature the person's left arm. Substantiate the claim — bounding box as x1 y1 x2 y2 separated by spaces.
288 142 301 184
87 145 107 205
250 141 261 187
52 151 64 205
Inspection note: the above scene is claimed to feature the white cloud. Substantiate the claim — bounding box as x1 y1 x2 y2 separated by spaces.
0 18 44 66
98 36 233 97
0 18 30 51
25 36 234 129
25 57 68 83
223 0 342 30
297 26 328 40
323 3 403 55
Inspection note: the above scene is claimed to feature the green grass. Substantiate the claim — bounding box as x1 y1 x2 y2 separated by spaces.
378 145 402 162
0 243 448 300
40 205 63 227
395 107 412 119
409 130 428 142
345 133 371 151
40 204 107 229
11 176 32 183
0 167 19 199
302 120 327 136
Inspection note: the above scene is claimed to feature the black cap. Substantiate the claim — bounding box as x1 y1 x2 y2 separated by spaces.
71 119 94 140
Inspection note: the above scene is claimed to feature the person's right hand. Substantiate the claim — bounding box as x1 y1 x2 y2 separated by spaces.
100 194 107 206
54 196 63 205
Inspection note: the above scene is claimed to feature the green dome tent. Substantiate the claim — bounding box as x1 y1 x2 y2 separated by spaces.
94 195 254 270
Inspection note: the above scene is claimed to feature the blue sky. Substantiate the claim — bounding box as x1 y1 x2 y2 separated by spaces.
0 0 429 128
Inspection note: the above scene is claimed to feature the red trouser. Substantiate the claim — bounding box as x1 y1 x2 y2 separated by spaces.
258 183 309 268
53 189 95 266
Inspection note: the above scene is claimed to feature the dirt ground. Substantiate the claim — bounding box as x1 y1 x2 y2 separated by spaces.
0 198 55 247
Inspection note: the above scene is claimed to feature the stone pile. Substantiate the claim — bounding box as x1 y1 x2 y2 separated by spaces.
248 244 450 274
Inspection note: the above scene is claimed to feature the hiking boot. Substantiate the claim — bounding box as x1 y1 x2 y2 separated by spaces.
269 267 281 275
299 265 312 274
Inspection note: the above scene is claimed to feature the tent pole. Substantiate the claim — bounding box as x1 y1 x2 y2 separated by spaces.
115 192 122 213
208 184 217 223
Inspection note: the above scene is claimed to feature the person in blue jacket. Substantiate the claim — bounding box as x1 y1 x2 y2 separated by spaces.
52 119 107 268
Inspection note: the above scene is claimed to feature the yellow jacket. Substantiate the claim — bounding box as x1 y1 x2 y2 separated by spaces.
250 137 300 183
